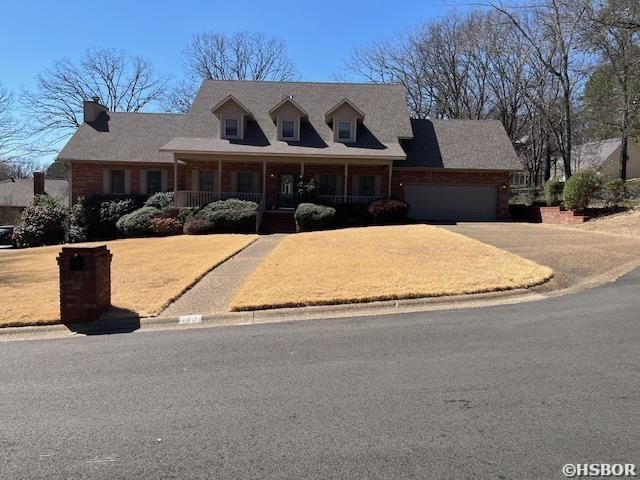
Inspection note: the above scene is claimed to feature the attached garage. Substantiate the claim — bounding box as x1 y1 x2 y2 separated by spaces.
404 184 498 221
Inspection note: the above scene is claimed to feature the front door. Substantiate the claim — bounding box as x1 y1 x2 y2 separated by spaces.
278 174 296 208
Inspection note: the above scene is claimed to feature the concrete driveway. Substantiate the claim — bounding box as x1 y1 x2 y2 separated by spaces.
444 222 640 293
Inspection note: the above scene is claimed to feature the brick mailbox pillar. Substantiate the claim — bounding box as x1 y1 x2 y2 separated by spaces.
57 245 112 323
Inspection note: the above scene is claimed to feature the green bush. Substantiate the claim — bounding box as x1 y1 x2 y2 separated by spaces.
183 218 215 235
158 207 180 219
196 199 258 233
150 217 183 236
145 191 174 209
294 203 336 232
544 179 564 206
178 207 199 223
14 195 68 247
603 179 627 207
367 198 409 224
563 169 603 212
69 199 89 242
116 206 160 236
78 195 144 239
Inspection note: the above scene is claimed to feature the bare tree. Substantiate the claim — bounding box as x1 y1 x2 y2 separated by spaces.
22 48 169 142
0 83 24 159
489 0 592 179
166 32 296 113
583 0 640 179
0 158 46 180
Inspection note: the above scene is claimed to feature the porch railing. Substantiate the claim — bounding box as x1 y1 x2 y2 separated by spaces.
319 195 379 206
175 191 263 208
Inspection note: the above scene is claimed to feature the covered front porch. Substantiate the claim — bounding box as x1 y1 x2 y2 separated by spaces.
173 156 393 210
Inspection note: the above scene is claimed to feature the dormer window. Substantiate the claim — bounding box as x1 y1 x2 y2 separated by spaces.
325 98 365 143
225 118 239 138
281 120 295 140
269 96 308 142
211 95 253 140
338 121 352 141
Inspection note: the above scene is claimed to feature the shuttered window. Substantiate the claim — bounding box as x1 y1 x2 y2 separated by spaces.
110 170 125 194
237 171 255 193
199 171 216 192
147 171 162 194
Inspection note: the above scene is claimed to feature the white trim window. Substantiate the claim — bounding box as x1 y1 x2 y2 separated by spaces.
281 120 295 140
224 118 239 138
338 121 352 141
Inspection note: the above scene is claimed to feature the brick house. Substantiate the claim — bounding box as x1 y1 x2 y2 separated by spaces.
0 172 68 224
57 80 520 227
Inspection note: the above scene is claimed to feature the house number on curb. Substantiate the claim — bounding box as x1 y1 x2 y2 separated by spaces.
178 314 202 325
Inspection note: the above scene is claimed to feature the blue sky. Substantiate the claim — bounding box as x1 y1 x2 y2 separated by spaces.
1 0 465 162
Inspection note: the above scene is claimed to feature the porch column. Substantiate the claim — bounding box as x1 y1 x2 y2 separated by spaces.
173 156 178 195
388 162 393 196
217 159 222 196
262 160 267 194
300 161 305 178
344 163 349 197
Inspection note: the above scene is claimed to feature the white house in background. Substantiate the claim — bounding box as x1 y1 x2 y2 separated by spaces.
552 138 640 180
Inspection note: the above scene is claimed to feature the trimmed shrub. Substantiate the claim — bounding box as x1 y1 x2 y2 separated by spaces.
294 203 336 232
178 207 199 223
116 206 160 236
144 191 174 209
334 202 371 226
79 195 144 239
183 218 215 235
150 217 183 236
544 178 564 206
563 169 603 212
14 195 68 248
603 179 627 207
367 198 409 224
158 206 180 219
197 199 259 233
69 199 89 242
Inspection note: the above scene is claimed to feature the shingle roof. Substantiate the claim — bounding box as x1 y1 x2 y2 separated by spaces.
167 79 412 159
398 119 521 170
58 112 185 164
573 138 621 170
0 178 68 207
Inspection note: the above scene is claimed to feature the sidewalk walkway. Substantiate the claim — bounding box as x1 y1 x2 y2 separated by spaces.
160 234 284 317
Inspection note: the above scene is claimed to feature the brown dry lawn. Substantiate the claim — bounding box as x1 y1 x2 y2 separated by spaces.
578 209 640 237
0 235 256 327
229 225 553 311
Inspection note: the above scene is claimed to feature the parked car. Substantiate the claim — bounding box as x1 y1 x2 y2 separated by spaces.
0 225 16 247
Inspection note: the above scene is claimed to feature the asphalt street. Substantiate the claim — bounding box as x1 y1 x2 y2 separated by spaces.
1 270 639 479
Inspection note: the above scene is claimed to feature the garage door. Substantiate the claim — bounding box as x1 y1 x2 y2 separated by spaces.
405 184 498 221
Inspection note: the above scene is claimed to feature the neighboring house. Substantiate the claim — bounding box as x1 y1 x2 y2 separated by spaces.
0 172 69 224
552 138 640 181
57 80 520 223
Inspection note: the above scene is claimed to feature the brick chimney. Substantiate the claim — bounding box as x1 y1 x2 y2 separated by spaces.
33 172 45 195
83 96 108 123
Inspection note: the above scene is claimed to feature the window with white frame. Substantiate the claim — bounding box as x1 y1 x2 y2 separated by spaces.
281 120 295 139
225 118 239 138
199 171 216 192
110 169 125 194
338 121 352 141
